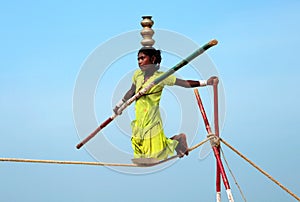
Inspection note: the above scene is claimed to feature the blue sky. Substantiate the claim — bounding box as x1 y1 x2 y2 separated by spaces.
1 1 300 201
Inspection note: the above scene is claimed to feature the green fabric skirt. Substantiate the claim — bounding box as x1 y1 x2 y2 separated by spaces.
131 120 178 160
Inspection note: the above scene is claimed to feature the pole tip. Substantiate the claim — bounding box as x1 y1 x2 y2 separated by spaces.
209 39 218 46
76 143 83 149
213 77 219 85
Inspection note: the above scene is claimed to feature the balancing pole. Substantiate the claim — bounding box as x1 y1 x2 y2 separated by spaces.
194 86 234 202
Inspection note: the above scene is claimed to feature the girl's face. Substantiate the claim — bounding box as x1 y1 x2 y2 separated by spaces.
138 52 155 71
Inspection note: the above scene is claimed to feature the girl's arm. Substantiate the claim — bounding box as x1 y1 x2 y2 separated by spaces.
113 83 136 114
174 76 217 88
123 83 136 100
175 78 202 88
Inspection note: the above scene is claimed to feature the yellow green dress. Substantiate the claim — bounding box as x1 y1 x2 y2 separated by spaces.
131 69 178 160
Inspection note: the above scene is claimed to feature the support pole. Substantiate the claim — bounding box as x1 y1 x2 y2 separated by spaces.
194 88 234 202
213 79 222 201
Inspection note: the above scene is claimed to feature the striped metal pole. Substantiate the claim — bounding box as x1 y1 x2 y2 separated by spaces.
213 79 222 201
194 88 234 202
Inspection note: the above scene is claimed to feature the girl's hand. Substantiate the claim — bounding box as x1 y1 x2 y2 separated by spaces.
207 76 218 85
113 106 120 115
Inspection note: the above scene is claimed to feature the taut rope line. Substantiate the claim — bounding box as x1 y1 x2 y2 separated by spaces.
1 135 298 201
0 136 212 167
220 138 300 201
0 158 139 167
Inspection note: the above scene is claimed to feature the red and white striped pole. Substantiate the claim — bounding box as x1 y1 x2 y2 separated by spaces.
194 81 234 202
213 79 222 202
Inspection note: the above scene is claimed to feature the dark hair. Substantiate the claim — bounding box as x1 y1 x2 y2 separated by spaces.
138 47 162 64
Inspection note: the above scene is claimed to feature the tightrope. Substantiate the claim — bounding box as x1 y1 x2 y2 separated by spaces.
1 136 298 201
0 136 212 168
0 158 139 167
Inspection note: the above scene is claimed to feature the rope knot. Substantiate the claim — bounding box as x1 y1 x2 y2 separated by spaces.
207 133 220 147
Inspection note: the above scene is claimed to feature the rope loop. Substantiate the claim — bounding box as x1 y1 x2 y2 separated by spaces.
207 133 220 147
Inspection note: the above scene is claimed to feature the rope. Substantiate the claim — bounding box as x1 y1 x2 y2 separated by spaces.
220 138 300 201
0 158 139 167
1 135 298 201
188 135 214 152
220 147 247 202
0 136 212 167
